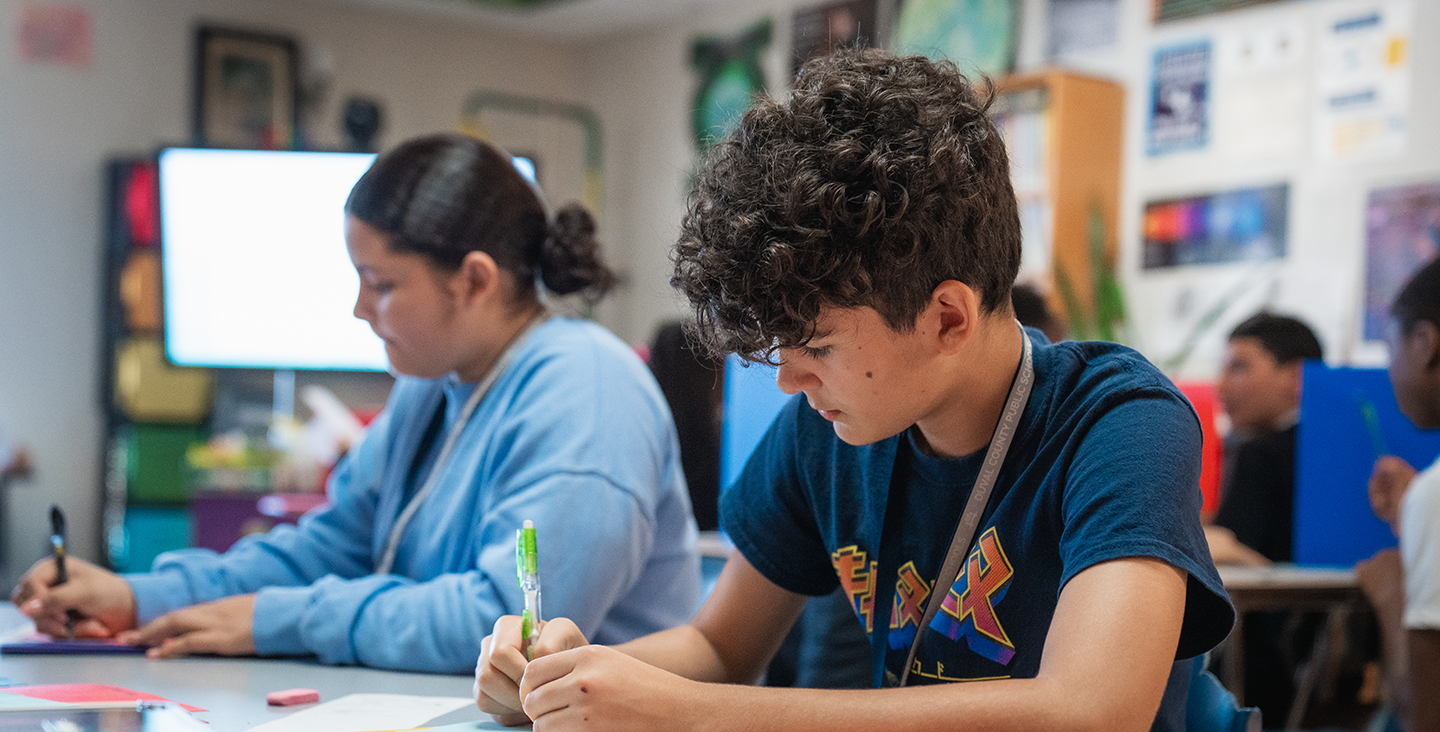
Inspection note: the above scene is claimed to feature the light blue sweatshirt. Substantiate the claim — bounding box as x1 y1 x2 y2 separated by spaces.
125 317 701 673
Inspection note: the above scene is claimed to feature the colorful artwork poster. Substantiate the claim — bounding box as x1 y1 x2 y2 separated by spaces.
892 0 1016 77
1362 182 1440 341
791 0 878 78
1142 184 1288 270
1148 41 1210 155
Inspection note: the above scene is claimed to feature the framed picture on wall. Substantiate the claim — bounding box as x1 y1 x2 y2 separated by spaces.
791 0 879 79
192 26 299 149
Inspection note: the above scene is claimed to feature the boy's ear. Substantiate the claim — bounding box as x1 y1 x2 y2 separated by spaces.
930 280 981 353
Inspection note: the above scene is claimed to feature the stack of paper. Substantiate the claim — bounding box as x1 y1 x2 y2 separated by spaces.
247 694 485 732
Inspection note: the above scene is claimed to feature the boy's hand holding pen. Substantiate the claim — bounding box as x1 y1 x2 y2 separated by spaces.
477 522 593 727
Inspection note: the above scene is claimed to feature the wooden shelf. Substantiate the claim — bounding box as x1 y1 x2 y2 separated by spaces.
995 70 1125 330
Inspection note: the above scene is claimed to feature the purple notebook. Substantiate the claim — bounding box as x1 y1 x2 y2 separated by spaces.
1 636 147 655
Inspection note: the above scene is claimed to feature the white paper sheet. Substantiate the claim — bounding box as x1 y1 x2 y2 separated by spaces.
246 693 476 732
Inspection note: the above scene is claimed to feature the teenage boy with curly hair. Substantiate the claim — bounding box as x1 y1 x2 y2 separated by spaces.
475 48 1233 732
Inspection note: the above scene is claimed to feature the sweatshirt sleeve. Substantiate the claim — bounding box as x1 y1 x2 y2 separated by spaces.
124 324 695 675
124 411 392 624
241 333 687 673
249 468 657 673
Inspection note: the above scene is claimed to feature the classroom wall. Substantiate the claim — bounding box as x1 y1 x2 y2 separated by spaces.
0 0 582 580
2 0 1437 580
573 0 876 346
575 0 1440 373
1120 0 1440 377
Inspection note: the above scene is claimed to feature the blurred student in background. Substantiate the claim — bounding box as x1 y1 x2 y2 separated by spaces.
1205 312 1323 727
1207 312 1324 566
12 133 700 673
1359 258 1440 732
1010 282 1067 343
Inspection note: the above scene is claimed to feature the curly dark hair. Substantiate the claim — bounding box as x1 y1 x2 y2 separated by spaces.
672 48 1021 362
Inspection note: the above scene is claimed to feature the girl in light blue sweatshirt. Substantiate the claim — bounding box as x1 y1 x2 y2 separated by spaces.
13 134 700 673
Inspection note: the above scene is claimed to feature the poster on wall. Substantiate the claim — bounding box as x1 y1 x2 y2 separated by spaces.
14 2 91 68
192 26 299 149
1212 21 1307 160
1147 41 1210 156
1362 182 1440 342
891 0 1016 77
691 19 772 152
1142 183 1289 270
791 0 879 78
1046 0 1118 59
1315 0 1412 162
1155 0 1287 22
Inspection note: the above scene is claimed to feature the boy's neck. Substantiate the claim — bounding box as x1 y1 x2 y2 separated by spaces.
912 318 1025 459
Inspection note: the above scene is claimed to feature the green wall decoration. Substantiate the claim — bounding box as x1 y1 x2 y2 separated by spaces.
892 0 1017 77
690 19 772 153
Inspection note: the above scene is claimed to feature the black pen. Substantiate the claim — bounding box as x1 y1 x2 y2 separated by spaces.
49 505 82 640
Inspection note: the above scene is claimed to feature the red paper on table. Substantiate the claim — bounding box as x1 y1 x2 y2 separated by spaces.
2 684 205 713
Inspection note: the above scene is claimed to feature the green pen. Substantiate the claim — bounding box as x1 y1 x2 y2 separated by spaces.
1356 392 1389 458
516 520 541 661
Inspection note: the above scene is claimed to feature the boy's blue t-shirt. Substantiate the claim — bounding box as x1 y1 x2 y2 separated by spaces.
721 330 1233 702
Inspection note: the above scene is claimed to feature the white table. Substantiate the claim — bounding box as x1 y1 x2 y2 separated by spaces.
0 606 496 730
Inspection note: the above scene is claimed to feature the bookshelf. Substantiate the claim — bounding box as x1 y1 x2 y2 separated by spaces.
993 70 1125 335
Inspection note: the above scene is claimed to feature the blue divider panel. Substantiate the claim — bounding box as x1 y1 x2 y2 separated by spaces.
720 356 793 490
1295 363 1440 566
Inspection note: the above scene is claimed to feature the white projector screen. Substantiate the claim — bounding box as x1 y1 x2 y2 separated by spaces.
158 148 386 371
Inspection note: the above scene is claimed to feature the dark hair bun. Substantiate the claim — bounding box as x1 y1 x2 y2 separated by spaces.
539 203 616 303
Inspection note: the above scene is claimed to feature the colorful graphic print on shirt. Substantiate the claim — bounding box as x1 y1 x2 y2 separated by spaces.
832 526 1017 667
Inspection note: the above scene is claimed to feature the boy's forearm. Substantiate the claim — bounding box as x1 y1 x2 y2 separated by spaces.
531 560 1180 732
681 674 1156 732
615 624 735 683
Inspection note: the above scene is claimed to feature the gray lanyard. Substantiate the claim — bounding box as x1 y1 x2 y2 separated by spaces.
375 312 550 575
897 326 1033 687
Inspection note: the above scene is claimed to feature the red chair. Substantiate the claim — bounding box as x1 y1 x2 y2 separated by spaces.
1176 381 1224 518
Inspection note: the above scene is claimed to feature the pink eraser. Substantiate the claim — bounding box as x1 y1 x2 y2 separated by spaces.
266 688 320 706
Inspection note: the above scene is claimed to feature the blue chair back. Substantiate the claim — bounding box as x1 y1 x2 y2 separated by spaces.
1185 655 1261 732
